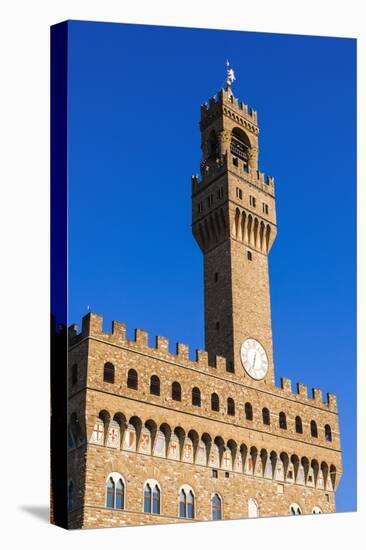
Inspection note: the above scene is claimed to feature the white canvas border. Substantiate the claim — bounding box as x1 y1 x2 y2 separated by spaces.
0 1 363 549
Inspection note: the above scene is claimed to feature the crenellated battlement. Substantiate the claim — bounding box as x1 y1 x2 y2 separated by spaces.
69 312 338 413
191 153 275 197
200 87 258 127
279 377 338 413
69 312 226 372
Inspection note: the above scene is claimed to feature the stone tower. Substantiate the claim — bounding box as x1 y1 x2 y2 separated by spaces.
192 70 277 386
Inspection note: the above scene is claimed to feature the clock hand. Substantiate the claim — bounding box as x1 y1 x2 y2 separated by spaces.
252 352 257 369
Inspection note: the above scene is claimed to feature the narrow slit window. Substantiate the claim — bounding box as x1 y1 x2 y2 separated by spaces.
227 397 235 416
211 393 220 411
127 369 138 390
150 375 160 396
325 424 332 442
172 381 181 401
192 387 201 407
103 362 115 384
262 407 270 425
245 402 253 421
279 412 287 430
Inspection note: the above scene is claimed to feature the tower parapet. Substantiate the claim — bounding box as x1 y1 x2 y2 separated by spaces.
200 88 258 129
191 153 275 197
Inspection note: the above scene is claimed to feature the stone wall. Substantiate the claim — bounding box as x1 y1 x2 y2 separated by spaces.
67 316 341 528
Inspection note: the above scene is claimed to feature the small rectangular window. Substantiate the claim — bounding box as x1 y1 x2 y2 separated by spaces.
243 162 249 173
214 272 218 282
236 187 242 200
262 203 269 215
207 194 214 208
217 187 223 199
225 472 230 478
212 469 218 479
232 157 238 167
197 201 203 213
247 251 252 261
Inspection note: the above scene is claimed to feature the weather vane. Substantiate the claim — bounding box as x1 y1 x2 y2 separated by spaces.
226 59 236 88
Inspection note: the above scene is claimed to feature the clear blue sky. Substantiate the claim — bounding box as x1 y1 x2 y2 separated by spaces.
67 21 356 513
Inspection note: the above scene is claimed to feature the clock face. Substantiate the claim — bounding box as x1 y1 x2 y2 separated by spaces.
240 338 268 380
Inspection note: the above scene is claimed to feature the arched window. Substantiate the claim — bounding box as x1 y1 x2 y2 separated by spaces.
187 490 194 519
227 397 235 416
67 480 74 512
245 402 253 421
279 412 287 430
116 479 124 509
103 362 115 383
127 368 138 390
144 483 152 513
106 473 125 510
230 127 250 168
212 494 222 520
295 416 303 434
192 387 201 407
289 503 302 515
106 477 115 508
152 486 160 514
330 464 337 490
262 407 270 425
144 480 161 514
211 392 220 412
179 487 195 519
311 420 318 438
179 489 186 518
71 363 78 386
325 424 332 442
172 381 181 401
150 375 160 396
248 498 259 518
312 506 322 514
